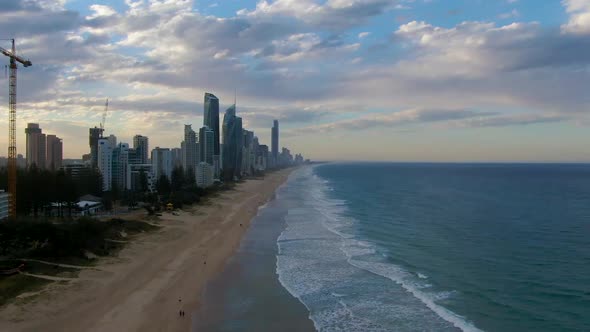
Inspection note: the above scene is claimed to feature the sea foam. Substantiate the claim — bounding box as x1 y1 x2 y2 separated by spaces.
276 166 483 332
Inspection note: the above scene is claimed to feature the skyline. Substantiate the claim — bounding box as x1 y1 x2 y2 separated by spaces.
1 0 590 162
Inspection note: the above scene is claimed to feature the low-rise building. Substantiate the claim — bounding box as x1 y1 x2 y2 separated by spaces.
76 200 103 216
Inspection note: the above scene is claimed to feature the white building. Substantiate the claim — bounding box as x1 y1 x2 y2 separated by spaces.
112 143 129 191
127 164 155 192
182 125 198 175
196 162 214 188
0 190 10 220
97 138 113 192
151 147 173 180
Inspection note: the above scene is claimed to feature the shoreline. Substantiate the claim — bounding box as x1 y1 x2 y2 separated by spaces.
193 166 316 331
0 168 296 332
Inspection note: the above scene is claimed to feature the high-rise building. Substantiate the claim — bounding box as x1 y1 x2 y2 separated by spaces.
222 105 238 180
0 190 9 221
151 147 173 180
107 134 117 149
89 127 104 168
127 164 155 192
171 148 182 168
46 134 63 171
204 93 220 156
127 148 141 165
182 125 198 175
235 116 243 177
242 130 254 176
280 147 293 166
97 138 113 191
133 135 149 164
272 120 279 167
112 143 129 191
199 126 215 165
196 162 214 188
257 144 269 171
25 123 46 169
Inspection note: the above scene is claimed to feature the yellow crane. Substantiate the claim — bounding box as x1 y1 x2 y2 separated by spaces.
0 39 32 218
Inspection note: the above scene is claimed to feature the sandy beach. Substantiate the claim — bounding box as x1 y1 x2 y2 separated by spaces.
0 168 295 332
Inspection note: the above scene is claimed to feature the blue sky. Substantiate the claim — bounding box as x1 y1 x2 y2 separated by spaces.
1 0 590 161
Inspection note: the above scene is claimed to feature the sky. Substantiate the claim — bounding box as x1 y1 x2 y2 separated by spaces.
0 0 589 162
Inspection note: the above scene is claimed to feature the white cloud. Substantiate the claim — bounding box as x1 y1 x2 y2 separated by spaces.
2 0 590 159
561 0 590 34
86 4 117 19
499 9 520 19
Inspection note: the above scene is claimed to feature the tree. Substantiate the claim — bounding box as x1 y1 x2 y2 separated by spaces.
171 166 184 192
185 166 196 188
156 174 171 196
138 169 148 193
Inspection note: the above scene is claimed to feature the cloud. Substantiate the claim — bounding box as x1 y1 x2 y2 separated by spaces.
289 109 493 134
561 0 590 34
238 0 401 30
499 9 519 19
1 0 590 159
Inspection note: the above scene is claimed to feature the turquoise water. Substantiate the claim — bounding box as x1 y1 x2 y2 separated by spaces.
276 163 590 331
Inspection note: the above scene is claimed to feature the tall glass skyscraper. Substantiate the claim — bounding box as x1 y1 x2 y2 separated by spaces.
204 93 220 156
199 126 214 165
222 105 237 181
272 120 279 166
222 105 243 180
235 117 243 177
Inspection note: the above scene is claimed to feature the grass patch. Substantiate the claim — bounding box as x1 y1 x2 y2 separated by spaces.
0 274 50 307
0 217 159 307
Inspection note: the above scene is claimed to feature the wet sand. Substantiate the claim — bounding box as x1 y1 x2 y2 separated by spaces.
193 171 316 331
0 169 295 332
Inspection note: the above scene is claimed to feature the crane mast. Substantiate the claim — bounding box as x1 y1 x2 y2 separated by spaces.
1 39 32 218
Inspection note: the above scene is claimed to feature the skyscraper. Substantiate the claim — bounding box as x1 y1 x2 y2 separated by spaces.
242 130 254 176
199 126 214 165
97 138 113 191
235 116 243 178
89 127 104 168
222 105 238 180
182 125 198 175
171 148 182 167
133 135 149 164
151 147 172 180
25 123 46 169
107 134 117 149
272 120 279 167
112 143 129 191
46 134 63 171
204 93 220 156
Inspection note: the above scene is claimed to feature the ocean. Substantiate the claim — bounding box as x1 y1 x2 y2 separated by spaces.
195 163 590 331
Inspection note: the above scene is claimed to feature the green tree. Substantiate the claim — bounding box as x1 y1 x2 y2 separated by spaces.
138 169 148 193
171 166 184 192
156 174 171 195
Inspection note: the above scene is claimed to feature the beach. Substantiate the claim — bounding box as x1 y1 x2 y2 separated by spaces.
0 168 295 332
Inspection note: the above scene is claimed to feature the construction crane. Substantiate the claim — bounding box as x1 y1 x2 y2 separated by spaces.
100 98 109 138
0 39 32 218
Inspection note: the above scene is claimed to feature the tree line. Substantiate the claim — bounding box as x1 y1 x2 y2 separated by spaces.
0 165 102 217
